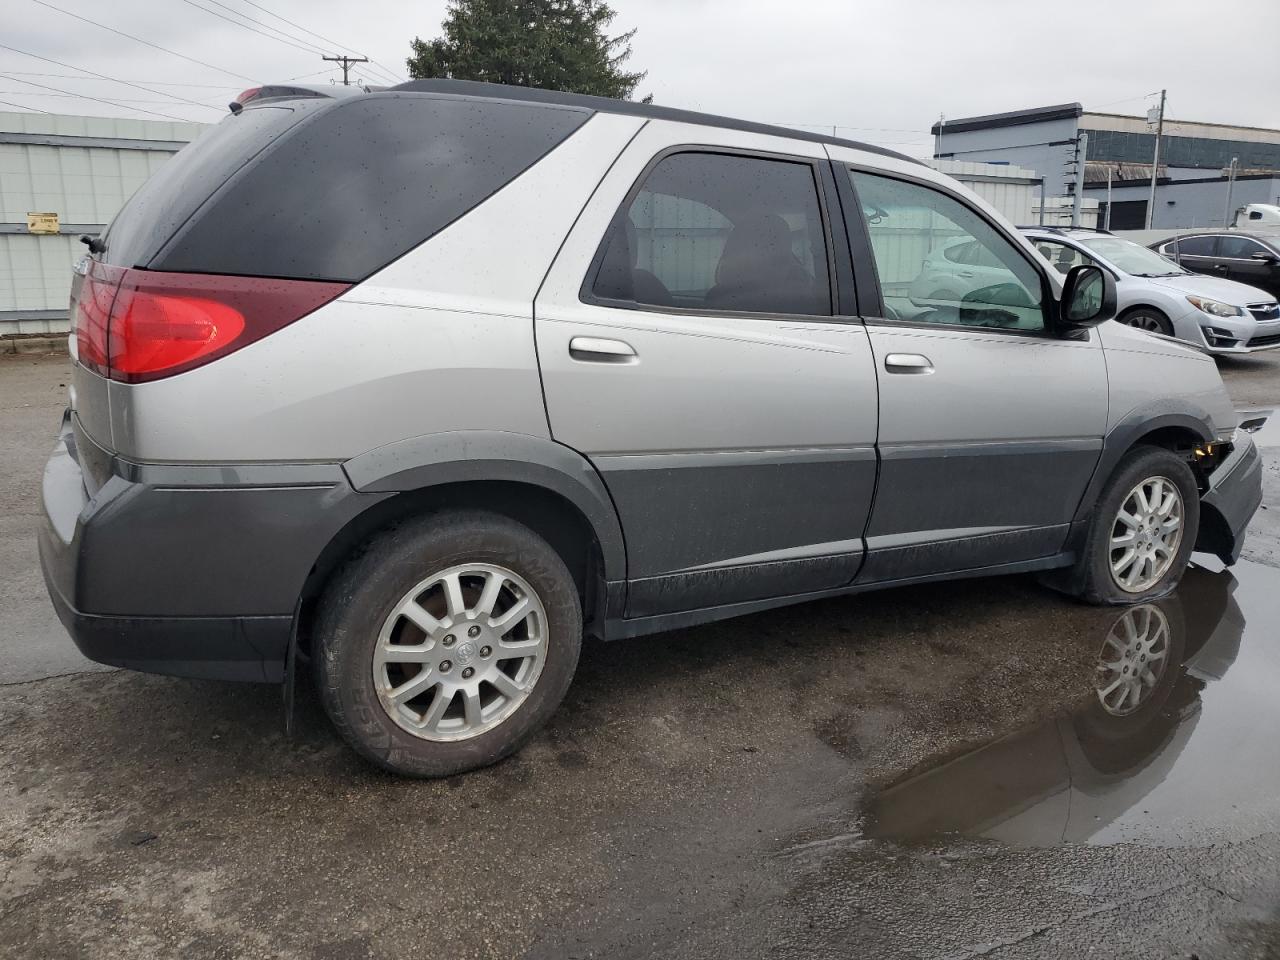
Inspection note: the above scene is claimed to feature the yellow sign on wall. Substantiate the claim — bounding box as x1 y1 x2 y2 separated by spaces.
26 212 60 235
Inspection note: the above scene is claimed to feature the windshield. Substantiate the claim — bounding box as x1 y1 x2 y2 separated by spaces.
1078 236 1187 277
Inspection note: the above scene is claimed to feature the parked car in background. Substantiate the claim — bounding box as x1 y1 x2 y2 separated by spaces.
39 80 1265 777
907 236 1014 306
1151 232 1280 301
1023 227 1280 354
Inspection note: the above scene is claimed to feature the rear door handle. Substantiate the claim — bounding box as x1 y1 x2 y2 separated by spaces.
569 337 637 363
884 353 934 374
957 271 975 278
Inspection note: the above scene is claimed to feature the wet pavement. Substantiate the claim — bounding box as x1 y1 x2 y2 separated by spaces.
2 353 1280 959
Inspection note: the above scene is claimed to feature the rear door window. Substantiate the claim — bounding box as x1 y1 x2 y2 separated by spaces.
590 151 832 317
1169 235 1217 257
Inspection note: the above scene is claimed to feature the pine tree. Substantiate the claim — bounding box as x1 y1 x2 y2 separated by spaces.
406 0 646 100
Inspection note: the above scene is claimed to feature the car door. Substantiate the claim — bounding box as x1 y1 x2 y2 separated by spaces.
1216 235 1280 297
535 124 879 619
1162 234 1221 279
829 159 1109 583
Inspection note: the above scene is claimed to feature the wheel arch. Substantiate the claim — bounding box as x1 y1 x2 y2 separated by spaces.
1072 409 1214 527
296 431 627 647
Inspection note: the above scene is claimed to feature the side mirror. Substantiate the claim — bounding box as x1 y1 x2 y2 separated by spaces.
1250 250 1279 264
1060 264 1116 327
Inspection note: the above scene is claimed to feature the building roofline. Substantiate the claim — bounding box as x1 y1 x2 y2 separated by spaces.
931 103 1082 136
1082 109 1280 136
392 79 922 164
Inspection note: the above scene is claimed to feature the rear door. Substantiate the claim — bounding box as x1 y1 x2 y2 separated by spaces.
832 161 1109 583
1163 235 1221 278
534 123 879 618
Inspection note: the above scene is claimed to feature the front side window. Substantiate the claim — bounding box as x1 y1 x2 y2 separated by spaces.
1033 239 1095 275
592 152 831 316
1218 236 1266 259
849 170 1045 332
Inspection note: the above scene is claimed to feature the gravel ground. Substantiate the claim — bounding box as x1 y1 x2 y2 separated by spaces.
2 350 1279 959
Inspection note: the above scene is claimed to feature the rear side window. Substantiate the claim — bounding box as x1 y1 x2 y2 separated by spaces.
1169 235 1216 256
102 106 305 269
151 95 589 282
591 152 831 316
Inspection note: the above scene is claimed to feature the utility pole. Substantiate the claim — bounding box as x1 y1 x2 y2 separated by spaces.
1145 88 1166 229
1071 131 1088 228
1223 156 1239 227
323 54 369 86
1104 165 1113 231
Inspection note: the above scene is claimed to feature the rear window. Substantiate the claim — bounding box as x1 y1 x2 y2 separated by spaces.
102 106 306 269
151 94 589 282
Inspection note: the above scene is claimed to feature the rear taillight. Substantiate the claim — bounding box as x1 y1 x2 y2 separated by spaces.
74 267 348 383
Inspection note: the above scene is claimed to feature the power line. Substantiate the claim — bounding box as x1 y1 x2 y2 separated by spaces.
0 41 224 113
0 97 52 114
175 0 326 56
0 73 193 121
230 0 403 83
0 70 240 89
27 0 258 83
0 89 208 105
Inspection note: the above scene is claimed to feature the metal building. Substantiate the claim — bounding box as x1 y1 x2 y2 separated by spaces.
0 110 206 339
932 103 1280 230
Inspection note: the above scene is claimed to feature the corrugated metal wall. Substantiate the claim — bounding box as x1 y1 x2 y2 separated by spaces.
0 111 205 337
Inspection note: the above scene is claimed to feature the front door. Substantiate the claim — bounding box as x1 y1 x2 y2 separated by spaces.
834 164 1109 583
1217 235 1280 298
535 130 879 618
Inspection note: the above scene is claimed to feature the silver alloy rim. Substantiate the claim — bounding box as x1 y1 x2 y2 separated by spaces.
1095 604 1171 716
1109 475 1183 593
1127 313 1165 333
372 562 548 742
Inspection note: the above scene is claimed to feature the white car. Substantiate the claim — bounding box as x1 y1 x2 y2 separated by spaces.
1022 228 1280 354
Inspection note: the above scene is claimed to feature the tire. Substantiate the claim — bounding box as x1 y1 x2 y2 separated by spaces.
1120 307 1173 337
1075 445 1200 605
314 510 582 777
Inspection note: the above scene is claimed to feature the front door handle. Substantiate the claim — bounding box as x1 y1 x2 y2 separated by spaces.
884 353 934 375
569 337 637 363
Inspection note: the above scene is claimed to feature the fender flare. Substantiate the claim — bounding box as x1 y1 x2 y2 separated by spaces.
1071 403 1215 525
342 430 627 581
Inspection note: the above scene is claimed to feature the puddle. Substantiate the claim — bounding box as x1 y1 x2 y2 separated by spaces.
1246 415 1280 450
862 557 1280 847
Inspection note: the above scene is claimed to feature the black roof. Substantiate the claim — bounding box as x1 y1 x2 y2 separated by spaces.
392 79 921 165
931 103 1083 136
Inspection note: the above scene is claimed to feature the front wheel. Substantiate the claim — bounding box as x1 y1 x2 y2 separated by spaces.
314 511 582 777
1121 308 1173 337
1075 446 1200 605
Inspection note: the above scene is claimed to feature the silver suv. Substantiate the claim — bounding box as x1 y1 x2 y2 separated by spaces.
39 80 1264 777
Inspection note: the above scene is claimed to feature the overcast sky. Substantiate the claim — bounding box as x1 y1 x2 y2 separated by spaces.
3 0 1277 157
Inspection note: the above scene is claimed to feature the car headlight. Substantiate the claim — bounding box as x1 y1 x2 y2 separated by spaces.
1186 295 1244 318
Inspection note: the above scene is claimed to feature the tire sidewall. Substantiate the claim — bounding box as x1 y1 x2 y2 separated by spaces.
1122 309 1172 337
1084 447 1200 604
316 512 582 777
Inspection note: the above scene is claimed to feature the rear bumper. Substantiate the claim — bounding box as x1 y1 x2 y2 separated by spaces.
1197 432 1263 564
37 410 381 682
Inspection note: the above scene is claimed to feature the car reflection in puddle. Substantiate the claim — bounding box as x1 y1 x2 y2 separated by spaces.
863 558 1280 848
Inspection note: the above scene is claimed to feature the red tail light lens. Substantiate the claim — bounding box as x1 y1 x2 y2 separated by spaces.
73 267 349 383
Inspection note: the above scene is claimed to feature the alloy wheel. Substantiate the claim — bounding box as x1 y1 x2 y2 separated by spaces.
1094 604 1171 716
1109 476 1184 593
372 562 548 742
1126 313 1167 333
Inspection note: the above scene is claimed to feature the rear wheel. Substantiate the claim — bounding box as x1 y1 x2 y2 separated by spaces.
314 511 582 777
1121 307 1173 336
1075 446 1199 605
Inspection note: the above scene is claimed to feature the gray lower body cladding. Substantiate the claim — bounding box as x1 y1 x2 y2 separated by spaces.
38 411 385 681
